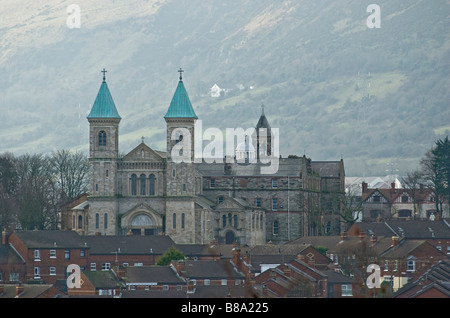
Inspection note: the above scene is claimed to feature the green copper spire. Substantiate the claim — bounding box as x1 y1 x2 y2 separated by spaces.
164 68 198 119
87 69 121 119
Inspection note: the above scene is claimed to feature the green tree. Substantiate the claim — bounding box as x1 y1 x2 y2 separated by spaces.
432 136 450 203
156 247 185 266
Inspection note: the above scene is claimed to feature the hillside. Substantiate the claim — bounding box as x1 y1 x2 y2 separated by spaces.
0 0 449 176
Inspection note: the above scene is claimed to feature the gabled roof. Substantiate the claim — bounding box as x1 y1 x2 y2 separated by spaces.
164 80 198 119
182 259 244 280
122 142 164 162
87 80 121 119
12 230 86 249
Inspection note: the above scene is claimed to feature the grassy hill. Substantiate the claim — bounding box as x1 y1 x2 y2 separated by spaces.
0 0 448 176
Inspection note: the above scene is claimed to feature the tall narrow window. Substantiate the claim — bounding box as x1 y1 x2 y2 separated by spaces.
140 174 146 195
173 213 177 229
181 213 185 229
131 174 137 196
98 131 107 146
222 215 226 228
233 215 238 228
95 213 99 229
273 221 279 235
104 213 108 229
272 198 278 211
228 213 232 225
149 174 155 195
78 215 83 229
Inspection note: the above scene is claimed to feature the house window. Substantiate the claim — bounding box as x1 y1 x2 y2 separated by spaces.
398 210 412 218
65 250 70 260
384 260 389 271
341 284 353 297
80 250 85 257
34 250 40 261
50 250 56 258
273 221 279 236
217 196 224 204
272 198 278 211
183 184 186 192
50 267 56 276
149 174 156 195
401 195 408 203
407 260 416 272
221 279 227 286
373 195 380 202
90 263 96 271
210 179 215 188
393 260 398 271
204 279 210 286
163 285 169 291
272 179 278 189
102 263 111 271
255 197 262 207
98 131 107 146
10 273 19 282
34 267 40 279
131 174 137 196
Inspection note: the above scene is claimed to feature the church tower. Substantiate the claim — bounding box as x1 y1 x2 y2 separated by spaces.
87 69 121 198
252 105 272 160
164 69 199 243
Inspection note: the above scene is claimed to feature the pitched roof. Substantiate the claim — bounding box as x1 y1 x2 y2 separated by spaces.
13 230 86 249
81 235 175 255
164 80 198 119
183 259 244 279
123 266 184 284
87 80 121 119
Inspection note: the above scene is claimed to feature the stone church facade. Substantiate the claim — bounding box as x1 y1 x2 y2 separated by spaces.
66 70 345 246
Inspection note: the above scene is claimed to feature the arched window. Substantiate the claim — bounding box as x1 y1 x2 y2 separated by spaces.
228 213 232 226
95 213 99 229
273 220 279 236
233 215 238 228
104 213 108 229
222 215 226 228
140 174 146 195
181 213 185 229
131 174 137 196
78 215 83 229
98 131 107 146
149 174 155 196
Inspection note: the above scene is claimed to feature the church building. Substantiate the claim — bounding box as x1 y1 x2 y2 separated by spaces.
66 69 345 246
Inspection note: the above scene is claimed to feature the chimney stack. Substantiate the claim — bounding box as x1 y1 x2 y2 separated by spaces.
15 284 24 298
392 236 399 247
1 229 6 245
391 182 396 193
362 182 368 193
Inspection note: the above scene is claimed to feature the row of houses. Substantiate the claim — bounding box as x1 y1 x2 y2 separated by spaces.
1 218 449 298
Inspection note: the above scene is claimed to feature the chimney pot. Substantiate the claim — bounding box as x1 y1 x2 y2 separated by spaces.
392 236 399 247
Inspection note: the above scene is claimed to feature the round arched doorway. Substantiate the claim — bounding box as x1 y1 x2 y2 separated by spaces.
131 214 155 235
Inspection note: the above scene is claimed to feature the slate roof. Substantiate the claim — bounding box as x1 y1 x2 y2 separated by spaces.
164 79 198 119
12 230 86 249
123 266 184 285
0 284 54 298
83 270 123 289
87 80 121 119
81 235 175 255
351 220 450 239
183 259 244 280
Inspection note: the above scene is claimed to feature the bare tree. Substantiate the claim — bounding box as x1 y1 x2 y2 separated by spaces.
401 169 423 219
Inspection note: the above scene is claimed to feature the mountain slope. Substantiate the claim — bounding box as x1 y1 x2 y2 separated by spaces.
0 0 449 176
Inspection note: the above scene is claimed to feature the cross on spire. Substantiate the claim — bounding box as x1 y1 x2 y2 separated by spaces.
101 68 107 82
261 104 265 115
178 68 184 81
